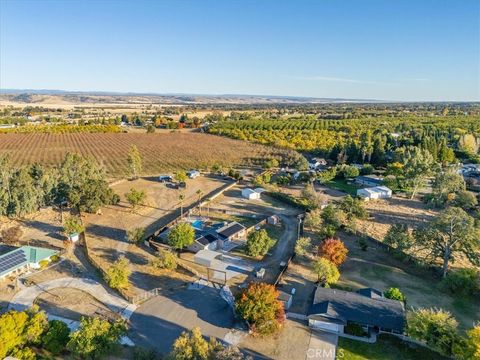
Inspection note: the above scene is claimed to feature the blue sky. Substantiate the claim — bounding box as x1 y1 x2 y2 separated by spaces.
1 0 478 101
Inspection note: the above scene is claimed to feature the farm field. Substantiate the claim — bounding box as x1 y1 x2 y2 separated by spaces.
0 132 292 177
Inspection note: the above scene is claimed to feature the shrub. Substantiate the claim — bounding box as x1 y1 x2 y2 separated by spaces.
318 238 348 266
442 268 479 296
104 256 131 290
126 227 145 244
344 323 365 336
38 260 50 269
384 287 407 303
150 249 177 270
63 216 85 237
295 237 312 256
360 164 374 175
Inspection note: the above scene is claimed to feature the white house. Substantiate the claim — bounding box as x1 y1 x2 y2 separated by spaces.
357 186 392 200
242 188 261 200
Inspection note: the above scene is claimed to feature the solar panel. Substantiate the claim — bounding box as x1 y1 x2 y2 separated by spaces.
0 248 27 273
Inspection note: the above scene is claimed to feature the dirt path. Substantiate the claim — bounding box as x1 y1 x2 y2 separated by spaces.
259 214 298 268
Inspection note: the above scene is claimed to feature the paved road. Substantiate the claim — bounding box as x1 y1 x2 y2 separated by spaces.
306 330 338 360
129 285 243 354
9 277 136 319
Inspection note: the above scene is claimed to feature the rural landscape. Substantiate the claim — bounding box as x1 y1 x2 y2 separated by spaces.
0 1 478 360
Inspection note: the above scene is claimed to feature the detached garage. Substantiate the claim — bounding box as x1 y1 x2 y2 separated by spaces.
241 188 261 200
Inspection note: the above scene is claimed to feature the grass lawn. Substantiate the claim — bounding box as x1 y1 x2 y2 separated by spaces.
325 178 358 195
338 335 447 360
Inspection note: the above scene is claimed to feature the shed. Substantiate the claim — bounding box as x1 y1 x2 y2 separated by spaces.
242 188 260 200
194 250 222 267
187 170 200 179
267 215 280 225
357 186 392 200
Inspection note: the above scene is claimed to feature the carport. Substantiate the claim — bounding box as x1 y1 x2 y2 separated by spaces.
194 249 222 267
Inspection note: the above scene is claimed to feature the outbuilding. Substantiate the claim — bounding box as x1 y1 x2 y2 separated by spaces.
194 249 222 267
356 186 392 200
241 188 261 200
355 175 384 187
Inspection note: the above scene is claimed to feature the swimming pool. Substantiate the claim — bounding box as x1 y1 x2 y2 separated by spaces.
191 220 204 229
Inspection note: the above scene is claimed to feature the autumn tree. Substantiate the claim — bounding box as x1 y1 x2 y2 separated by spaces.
104 256 131 289
235 282 285 335
168 222 195 250
127 144 142 179
170 327 213 360
458 134 479 155
414 207 480 277
318 238 348 266
312 257 340 285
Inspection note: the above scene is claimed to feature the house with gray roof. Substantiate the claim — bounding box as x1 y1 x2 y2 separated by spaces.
308 286 405 336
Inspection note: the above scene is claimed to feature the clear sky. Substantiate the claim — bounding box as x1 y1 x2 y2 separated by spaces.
1 0 479 101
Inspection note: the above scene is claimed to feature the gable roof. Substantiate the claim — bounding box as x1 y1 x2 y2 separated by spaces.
216 222 246 239
308 287 405 332
355 175 384 185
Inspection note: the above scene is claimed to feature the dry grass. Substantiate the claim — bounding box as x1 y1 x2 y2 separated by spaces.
0 132 291 177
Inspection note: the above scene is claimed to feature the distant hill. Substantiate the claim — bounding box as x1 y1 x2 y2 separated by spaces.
0 89 379 106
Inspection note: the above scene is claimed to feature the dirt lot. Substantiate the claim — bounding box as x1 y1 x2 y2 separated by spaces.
83 175 229 298
239 319 312 360
356 196 438 241
35 287 119 322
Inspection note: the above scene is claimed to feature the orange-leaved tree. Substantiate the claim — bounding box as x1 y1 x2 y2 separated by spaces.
318 238 349 266
235 282 285 335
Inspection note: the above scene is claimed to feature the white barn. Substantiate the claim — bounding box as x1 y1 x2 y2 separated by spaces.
242 188 261 200
357 186 392 200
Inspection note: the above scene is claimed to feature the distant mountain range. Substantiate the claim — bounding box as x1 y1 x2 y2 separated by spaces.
0 89 381 105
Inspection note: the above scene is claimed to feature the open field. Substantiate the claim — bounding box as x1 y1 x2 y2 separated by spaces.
0 132 292 177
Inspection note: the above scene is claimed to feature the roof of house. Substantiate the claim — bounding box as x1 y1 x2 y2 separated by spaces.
242 188 258 196
0 246 58 278
308 287 405 332
357 186 392 195
356 288 384 299
196 233 219 246
278 291 293 302
216 222 246 239
355 175 384 185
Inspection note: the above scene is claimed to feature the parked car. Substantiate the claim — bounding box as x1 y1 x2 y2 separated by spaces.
159 175 173 182
178 181 186 188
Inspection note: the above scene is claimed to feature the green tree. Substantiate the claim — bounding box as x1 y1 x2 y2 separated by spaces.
104 256 131 290
402 146 435 199
178 193 186 217
383 224 413 252
430 168 466 207
127 144 142 179
63 215 85 237
168 222 195 250
245 229 275 257
384 287 406 302
125 188 146 211
295 237 312 256
235 282 284 335
338 195 367 220
67 317 127 359
441 268 479 296
414 207 480 277
316 167 337 184
42 320 71 355
407 308 458 356
175 171 187 183
453 190 478 210
169 327 212 360
150 248 177 270
312 258 340 285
